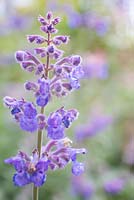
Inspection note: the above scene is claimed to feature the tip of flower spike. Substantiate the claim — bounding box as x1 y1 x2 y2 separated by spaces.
46 11 53 20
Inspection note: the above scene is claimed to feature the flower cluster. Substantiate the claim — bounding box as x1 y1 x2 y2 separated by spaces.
47 107 78 139
5 138 86 187
4 97 38 132
4 11 85 189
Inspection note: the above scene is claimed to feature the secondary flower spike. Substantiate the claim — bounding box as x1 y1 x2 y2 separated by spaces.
3 11 86 198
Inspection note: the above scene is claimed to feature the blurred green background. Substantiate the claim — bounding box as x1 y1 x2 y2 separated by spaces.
0 0 134 199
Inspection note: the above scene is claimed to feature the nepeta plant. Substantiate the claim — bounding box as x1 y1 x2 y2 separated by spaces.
3 12 86 200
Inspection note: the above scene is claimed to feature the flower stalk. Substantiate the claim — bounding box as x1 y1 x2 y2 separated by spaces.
3 11 86 200
33 29 51 200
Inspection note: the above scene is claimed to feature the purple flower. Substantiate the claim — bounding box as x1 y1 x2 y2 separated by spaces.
34 48 47 57
27 35 46 44
72 161 84 176
51 55 84 95
40 23 58 34
15 51 27 62
5 151 48 187
23 103 37 118
47 107 78 139
36 78 51 107
43 137 86 172
17 102 38 133
47 45 55 54
71 55 82 66
3 97 39 133
25 78 51 107
52 17 61 25
4 11 85 190
46 45 64 60
15 50 42 74
104 178 125 195
24 81 38 91
20 116 38 133
46 11 53 20
5 138 86 187
38 15 48 26
53 35 69 46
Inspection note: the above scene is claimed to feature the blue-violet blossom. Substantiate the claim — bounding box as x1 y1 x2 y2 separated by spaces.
5 138 86 186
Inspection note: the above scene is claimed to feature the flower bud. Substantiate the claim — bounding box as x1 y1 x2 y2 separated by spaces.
46 11 53 20
52 17 61 25
15 51 26 62
24 81 38 91
38 15 48 25
27 35 45 44
71 55 82 66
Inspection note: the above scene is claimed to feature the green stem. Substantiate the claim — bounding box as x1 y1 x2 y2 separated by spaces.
37 107 44 157
33 27 50 200
33 107 44 200
33 186 38 200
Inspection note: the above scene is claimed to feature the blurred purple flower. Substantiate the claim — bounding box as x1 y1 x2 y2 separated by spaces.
104 178 125 195
83 12 109 36
83 51 109 79
67 11 82 29
76 114 112 141
9 14 33 30
0 14 33 36
66 7 109 35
